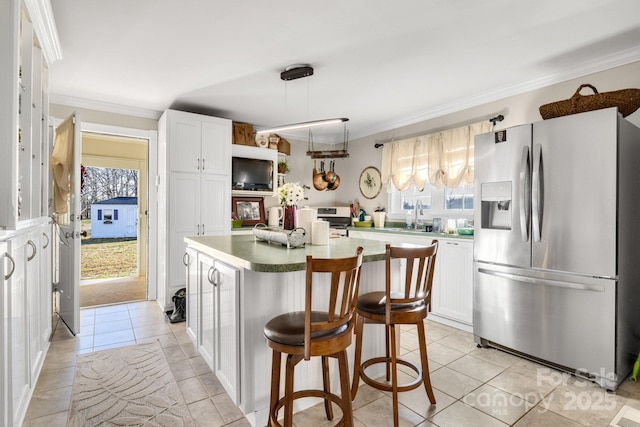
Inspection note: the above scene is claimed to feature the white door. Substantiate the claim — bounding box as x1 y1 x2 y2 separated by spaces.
52 112 81 334
125 207 137 238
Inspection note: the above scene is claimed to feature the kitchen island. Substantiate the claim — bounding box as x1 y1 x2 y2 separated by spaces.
183 234 391 426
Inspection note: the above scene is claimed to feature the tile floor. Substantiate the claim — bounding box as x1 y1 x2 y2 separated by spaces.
22 300 640 427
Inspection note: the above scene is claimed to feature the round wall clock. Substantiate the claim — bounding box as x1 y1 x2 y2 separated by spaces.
359 166 382 199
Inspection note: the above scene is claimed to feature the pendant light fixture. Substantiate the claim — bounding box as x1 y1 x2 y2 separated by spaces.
255 64 349 134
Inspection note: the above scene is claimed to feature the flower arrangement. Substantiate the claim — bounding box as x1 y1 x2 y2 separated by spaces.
275 182 305 207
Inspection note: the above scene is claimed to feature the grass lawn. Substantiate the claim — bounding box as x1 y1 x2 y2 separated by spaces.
81 220 138 279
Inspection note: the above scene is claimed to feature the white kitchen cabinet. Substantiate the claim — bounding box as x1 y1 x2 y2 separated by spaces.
348 229 473 331
157 109 232 310
195 252 240 404
9 234 31 426
185 247 198 343
1 242 11 427
431 239 473 326
0 0 52 229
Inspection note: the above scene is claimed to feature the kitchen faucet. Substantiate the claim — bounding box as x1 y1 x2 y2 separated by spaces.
414 200 424 230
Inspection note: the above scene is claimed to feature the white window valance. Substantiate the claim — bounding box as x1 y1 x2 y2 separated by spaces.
381 121 492 191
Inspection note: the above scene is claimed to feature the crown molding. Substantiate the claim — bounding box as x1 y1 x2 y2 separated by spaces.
50 93 163 120
364 46 640 138
23 0 62 65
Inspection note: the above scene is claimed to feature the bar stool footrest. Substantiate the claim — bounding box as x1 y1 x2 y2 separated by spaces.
360 356 424 393
270 389 349 427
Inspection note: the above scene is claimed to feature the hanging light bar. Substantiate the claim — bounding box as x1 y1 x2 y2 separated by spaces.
256 117 349 134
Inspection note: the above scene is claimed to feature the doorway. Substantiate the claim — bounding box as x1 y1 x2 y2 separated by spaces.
79 132 149 307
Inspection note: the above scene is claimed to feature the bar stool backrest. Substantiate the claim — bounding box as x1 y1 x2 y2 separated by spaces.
385 241 438 325
304 246 364 359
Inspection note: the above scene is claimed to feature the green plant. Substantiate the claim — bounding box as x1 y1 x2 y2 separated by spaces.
277 160 290 174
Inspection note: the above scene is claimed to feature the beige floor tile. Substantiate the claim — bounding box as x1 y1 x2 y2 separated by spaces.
353 394 425 426
21 411 69 427
190 355 213 376
397 377 456 419
425 324 455 343
188 398 225 427
437 332 478 354
448 354 505 383
430 366 483 399
94 304 129 314
541 383 627 426
290 401 343 427
212 393 245 424
468 347 521 368
178 376 209 404
170 358 198 381
199 372 227 397
513 405 583 427
426 341 465 365
94 310 131 323
352 383 385 410
94 318 133 334
488 370 555 405
91 339 136 352
93 328 135 347
133 322 173 339
34 366 76 391
24 385 73 420
463 383 531 425
429 400 509 427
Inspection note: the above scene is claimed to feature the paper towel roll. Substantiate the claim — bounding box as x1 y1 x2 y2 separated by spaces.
312 220 329 245
296 206 317 244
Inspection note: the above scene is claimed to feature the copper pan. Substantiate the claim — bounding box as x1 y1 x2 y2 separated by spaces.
312 160 329 191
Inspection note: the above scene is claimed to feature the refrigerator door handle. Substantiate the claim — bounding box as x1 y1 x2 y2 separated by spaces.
477 268 606 292
519 146 531 242
531 143 543 242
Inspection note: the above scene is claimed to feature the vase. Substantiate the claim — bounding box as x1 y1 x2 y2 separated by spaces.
283 205 297 230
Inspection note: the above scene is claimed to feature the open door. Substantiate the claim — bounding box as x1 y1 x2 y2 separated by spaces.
51 112 81 335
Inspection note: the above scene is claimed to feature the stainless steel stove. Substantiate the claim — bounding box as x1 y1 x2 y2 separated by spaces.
316 207 352 236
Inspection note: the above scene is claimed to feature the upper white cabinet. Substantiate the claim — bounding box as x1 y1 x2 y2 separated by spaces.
157 109 232 310
0 0 56 229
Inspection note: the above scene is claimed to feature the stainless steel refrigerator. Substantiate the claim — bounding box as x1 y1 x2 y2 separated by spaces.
473 107 640 389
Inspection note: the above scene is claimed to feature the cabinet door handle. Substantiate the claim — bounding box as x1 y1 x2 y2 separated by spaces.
446 241 459 246
208 267 217 286
197 224 200 235
183 252 189 266
27 240 37 261
4 252 15 280
42 232 50 249
201 224 205 235
202 158 206 171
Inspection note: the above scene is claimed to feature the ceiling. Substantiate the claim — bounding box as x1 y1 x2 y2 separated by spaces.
49 0 640 143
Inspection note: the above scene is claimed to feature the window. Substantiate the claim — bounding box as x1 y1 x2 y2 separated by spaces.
444 185 474 210
103 209 113 224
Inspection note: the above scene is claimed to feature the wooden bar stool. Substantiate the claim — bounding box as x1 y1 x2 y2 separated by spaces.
264 247 364 427
350 242 438 427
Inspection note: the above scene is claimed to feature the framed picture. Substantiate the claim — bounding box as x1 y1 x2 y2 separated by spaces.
359 166 382 199
232 197 265 226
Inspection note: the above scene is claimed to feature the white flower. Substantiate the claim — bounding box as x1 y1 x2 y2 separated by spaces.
275 182 305 207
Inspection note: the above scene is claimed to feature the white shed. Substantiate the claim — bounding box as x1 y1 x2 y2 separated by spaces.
90 197 138 238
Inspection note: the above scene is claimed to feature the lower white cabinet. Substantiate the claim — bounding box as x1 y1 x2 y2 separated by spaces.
188 250 240 404
431 239 473 325
1 242 11 427
185 247 198 343
349 230 473 329
1 223 53 427
10 233 31 426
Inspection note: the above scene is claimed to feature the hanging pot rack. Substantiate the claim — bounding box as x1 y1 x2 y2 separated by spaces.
306 126 350 159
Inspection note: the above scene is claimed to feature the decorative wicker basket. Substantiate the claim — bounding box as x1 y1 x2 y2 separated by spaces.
539 84 640 120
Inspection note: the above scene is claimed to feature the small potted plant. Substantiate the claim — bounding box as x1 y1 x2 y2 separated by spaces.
277 159 290 175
